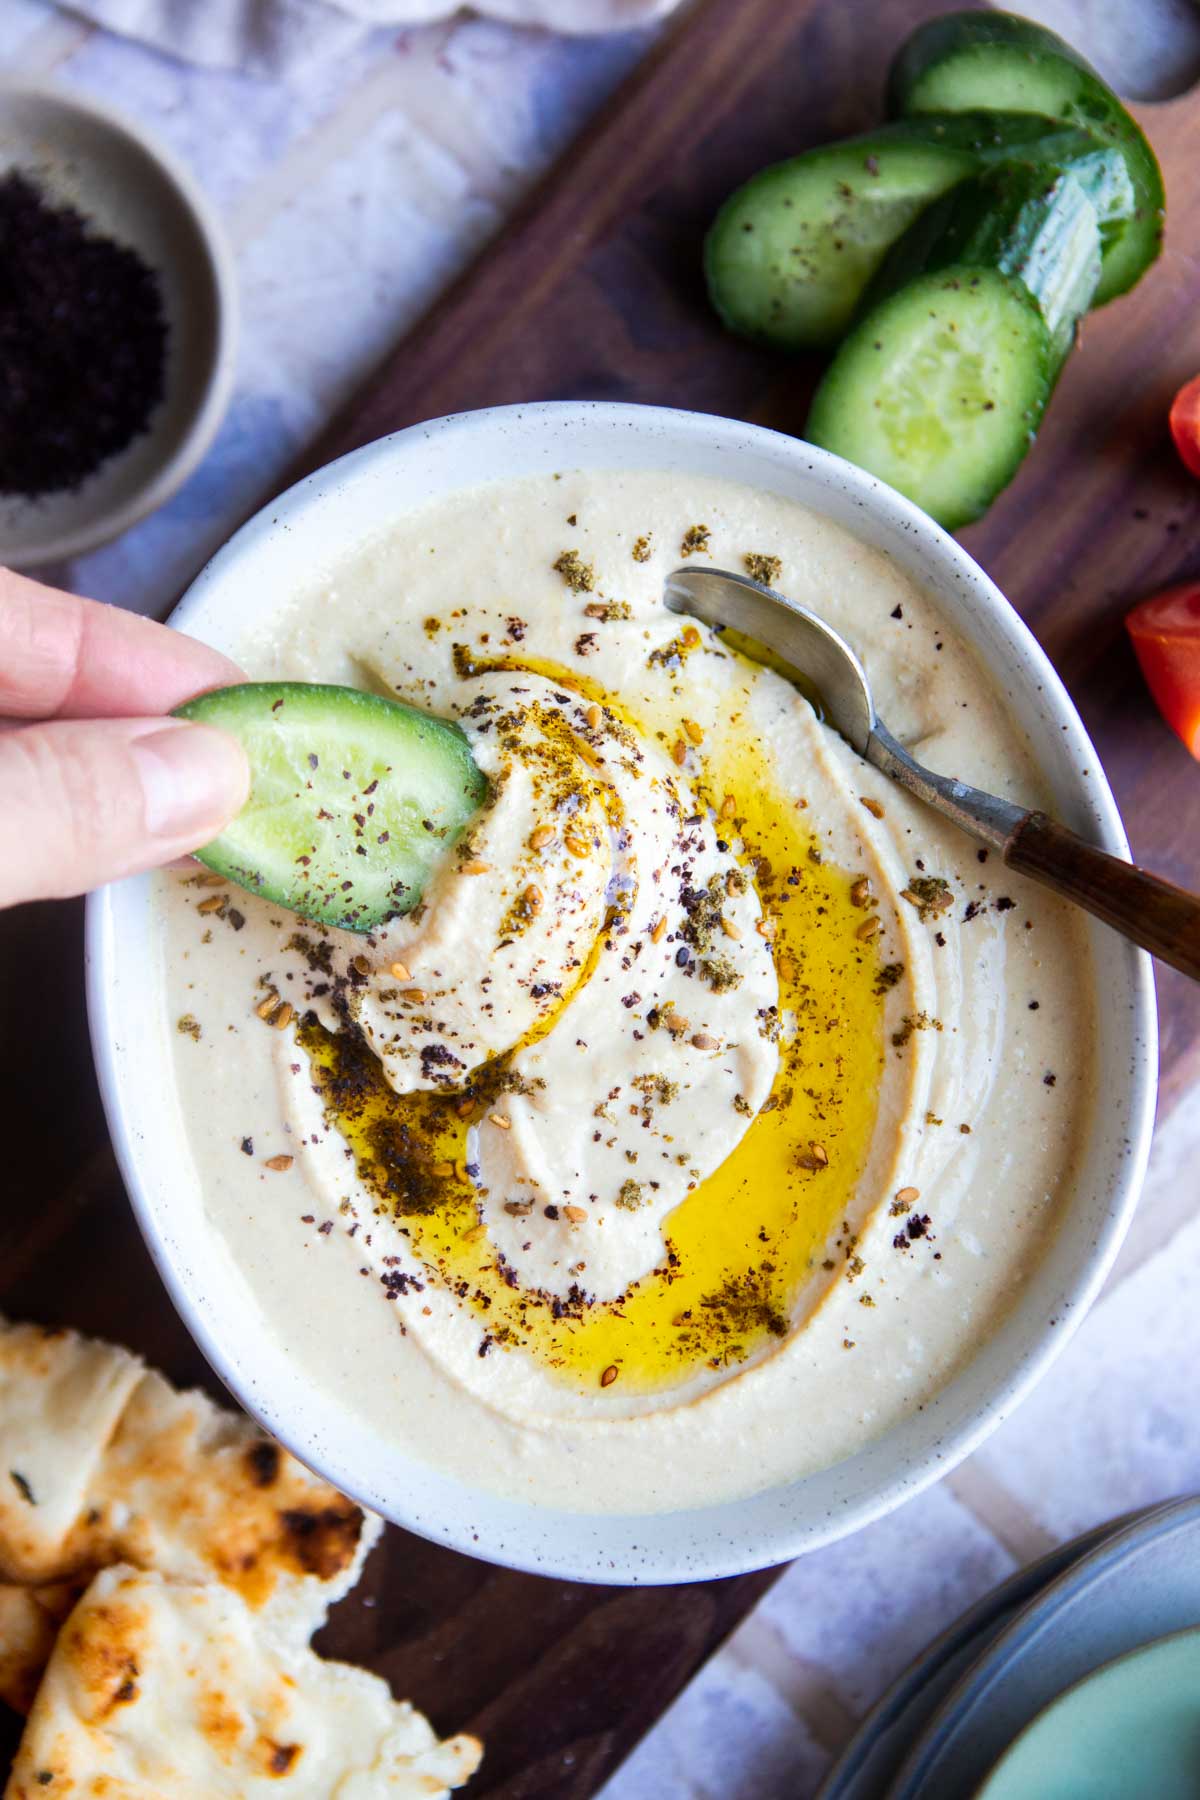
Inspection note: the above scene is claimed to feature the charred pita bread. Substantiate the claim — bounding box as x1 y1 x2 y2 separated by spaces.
0 1588 60 1716
6 1565 482 1798
0 1322 380 1711
0 1323 142 1583
60 1369 381 1640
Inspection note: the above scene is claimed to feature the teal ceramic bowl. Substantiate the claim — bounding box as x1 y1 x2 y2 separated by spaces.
977 1627 1200 1800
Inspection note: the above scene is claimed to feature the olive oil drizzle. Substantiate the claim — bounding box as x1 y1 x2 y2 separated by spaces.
298 654 886 1395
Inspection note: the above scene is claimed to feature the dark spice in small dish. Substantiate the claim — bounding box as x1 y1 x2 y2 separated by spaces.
0 171 168 497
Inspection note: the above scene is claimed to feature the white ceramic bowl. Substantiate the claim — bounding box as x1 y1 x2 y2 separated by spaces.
87 403 1157 1585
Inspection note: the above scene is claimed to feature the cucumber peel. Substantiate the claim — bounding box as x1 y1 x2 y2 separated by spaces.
704 111 1126 352
174 682 488 932
870 163 1105 363
887 10 1164 304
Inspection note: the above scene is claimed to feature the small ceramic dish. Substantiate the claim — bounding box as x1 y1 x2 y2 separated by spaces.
889 1495 1200 1797
0 82 237 566
87 403 1156 1584
977 1626 1200 1800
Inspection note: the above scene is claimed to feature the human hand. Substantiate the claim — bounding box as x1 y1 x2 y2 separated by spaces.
0 568 249 908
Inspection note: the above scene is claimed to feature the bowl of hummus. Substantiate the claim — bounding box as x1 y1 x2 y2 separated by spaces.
87 402 1156 1583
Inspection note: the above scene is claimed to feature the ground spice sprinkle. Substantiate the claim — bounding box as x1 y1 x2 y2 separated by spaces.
0 171 167 497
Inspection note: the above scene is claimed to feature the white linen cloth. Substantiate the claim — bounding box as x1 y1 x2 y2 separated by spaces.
50 0 683 73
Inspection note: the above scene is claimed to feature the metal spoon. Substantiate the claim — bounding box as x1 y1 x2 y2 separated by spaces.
665 565 1200 981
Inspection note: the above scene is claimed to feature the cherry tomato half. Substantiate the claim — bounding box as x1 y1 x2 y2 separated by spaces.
1169 374 1200 480
1127 582 1200 760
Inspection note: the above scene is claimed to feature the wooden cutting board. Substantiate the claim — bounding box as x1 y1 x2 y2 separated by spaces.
2 0 1198 1792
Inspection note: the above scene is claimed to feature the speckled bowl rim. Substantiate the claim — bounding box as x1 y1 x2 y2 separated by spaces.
0 80 238 566
86 402 1158 1585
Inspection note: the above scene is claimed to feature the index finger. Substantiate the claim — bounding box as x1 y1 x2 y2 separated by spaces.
0 567 243 721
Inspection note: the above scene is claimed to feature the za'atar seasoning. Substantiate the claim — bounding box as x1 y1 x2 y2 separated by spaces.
0 171 168 497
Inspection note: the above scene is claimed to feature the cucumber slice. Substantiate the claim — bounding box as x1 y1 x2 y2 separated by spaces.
872 163 1105 362
174 683 487 932
887 10 1164 304
704 112 1120 351
805 267 1054 531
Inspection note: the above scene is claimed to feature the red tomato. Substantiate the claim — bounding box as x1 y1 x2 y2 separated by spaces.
1127 583 1200 759
1170 374 1200 479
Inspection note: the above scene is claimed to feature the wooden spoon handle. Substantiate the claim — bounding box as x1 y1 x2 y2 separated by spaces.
1006 812 1200 980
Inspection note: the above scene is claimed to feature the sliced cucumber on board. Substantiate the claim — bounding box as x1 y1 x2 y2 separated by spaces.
805 268 1053 532
871 162 1107 362
806 164 1106 530
887 10 1164 304
704 128 976 350
703 111 1115 351
174 683 488 932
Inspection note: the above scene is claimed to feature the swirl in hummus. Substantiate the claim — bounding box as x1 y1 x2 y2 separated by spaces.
161 468 1092 1513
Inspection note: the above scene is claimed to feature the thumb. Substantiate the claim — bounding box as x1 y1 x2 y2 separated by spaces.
0 717 249 907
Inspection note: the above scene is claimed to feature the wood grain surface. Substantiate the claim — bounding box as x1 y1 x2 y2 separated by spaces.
2 0 1198 1791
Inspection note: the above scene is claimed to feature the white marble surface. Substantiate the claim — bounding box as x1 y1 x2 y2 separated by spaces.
4 3 1198 1794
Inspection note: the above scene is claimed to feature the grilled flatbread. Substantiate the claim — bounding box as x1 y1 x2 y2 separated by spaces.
0 1324 142 1583
0 1588 60 1716
6 1566 482 1798
0 1322 380 1712
59 1369 380 1640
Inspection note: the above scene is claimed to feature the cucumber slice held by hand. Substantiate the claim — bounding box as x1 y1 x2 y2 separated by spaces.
174 683 488 932
887 9 1164 304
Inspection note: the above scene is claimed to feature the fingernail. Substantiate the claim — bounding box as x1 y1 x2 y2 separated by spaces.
132 722 249 840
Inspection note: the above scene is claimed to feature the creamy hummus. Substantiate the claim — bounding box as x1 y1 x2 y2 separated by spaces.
158 469 1092 1513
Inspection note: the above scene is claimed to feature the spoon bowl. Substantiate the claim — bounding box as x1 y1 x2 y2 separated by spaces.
666 563 1200 981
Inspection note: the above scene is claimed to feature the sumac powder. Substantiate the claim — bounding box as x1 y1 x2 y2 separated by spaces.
0 170 168 497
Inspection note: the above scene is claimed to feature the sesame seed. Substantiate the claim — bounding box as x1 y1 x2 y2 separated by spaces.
850 876 871 907
681 625 701 647
682 717 704 745
524 883 544 911
405 989 428 1004
720 915 741 940
489 1113 511 1130
270 1002 294 1030
671 739 687 766
856 916 881 940
650 914 668 943
264 1155 293 1172
564 1204 588 1223
720 794 737 819
895 1185 920 1205
389 960 412 981
586 703 603 729
255 991 280 1020
460 860 491 876
756 917 777 940
600 1365 619 1388
196 895 225 915
430 1161 455 1179
691 1032 720 1051
665 1013 690 1035
529 825 555 850
565 836 591 858
861 797 885 819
